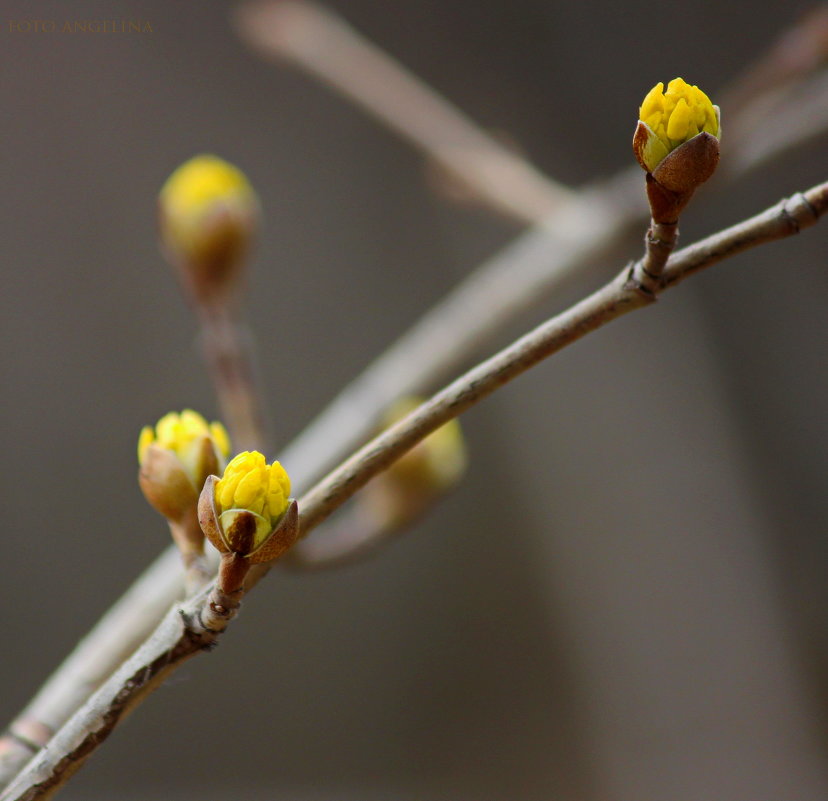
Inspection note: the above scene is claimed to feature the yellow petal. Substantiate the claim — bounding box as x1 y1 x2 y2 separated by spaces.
155 412 180 447
218 472 241 510
666 77 690 95
247 493 266 517
137 426 155 464
667 97 691 141
270 461 291 498
639 82 664 119
234 465 265 508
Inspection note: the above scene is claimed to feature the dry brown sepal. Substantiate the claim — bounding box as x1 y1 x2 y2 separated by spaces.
138 439 219 559
634 125 720 224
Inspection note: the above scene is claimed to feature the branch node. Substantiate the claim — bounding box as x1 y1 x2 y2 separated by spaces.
625 260 660 301
782 191 818 233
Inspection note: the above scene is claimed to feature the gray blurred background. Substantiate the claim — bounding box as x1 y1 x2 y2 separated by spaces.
2 1 827 799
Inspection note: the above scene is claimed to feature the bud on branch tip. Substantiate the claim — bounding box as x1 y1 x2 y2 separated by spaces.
158 154 259 302
633 78 721 223
199 451 299 568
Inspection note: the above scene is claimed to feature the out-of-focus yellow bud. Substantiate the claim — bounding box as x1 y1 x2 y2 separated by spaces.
632 78 721 223
383 398 467 493
158 154 259 302
354 398 467 532
198 451 298 565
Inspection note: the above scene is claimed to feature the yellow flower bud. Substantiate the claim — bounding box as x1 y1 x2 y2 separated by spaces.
138 410 232 562
633 78 721 224
158 154 259 301
634 78 719 173
198 451 298 564
138 409 230 490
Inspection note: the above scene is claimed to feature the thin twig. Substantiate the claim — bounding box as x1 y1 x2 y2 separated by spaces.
0 587 228 801
630 218 679 296
279 177 641 492
197 301 270 454
233 0 573 225
727 68 828 175
293 181 828 533
0 548 183 784
3 180 825 801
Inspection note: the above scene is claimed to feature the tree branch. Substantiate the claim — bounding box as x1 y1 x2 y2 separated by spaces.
3 180 825 801
233 0 574 225
293 181 827 532
0 548 185 787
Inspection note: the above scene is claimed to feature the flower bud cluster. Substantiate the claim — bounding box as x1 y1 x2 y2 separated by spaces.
635 78 719 173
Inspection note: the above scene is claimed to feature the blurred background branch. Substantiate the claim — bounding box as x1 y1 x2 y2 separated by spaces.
234 0 574 225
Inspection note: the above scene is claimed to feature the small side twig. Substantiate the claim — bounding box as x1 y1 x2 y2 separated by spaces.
198 300 269 454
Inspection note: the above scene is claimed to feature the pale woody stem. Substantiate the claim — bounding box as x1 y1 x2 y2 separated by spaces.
0 547 185 789
632 219 679 295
